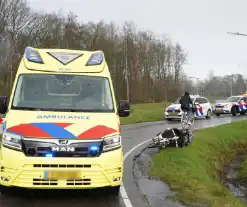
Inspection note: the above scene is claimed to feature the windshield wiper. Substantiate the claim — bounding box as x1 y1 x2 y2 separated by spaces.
12 107 112 112
13 107 63 111
13 107 42 111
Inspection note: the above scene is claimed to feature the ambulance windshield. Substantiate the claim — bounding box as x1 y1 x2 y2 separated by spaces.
12 74 114 112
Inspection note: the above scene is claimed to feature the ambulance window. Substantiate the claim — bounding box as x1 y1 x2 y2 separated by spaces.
102 79 113 110
11 74 114 112
13 75 24 106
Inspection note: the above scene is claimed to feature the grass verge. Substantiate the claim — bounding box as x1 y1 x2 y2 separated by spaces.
238 156 247 179
149 120 247 207
120 102 169 125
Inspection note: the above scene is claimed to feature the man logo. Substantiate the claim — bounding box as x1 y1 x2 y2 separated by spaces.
59 140 68 145
52 147 75 152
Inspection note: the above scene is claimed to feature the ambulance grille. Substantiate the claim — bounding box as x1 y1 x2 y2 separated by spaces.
67 178 91 186
23 140 103 158
33 164 91 168
33 178 58 185
32 178 91 186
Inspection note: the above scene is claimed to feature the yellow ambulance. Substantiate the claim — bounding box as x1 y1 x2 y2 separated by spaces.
0 47 130 194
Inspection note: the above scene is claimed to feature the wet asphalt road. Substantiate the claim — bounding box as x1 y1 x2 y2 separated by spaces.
1 115 247 207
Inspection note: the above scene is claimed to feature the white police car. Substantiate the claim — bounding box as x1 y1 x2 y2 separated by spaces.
164 95 212 121
214 95 247 116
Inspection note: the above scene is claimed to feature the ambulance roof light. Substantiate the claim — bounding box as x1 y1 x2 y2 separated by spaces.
25 47 43 64
86 52 104 66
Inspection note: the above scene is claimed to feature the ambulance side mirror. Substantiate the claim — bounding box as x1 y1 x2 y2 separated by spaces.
0 96 8 114
118 100 130 117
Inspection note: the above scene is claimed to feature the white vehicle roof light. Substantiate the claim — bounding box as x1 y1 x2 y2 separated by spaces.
86 52 104 66
47 52 82 65
25 47 43 64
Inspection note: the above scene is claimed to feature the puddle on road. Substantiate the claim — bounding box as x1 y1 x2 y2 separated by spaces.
133 147 186 207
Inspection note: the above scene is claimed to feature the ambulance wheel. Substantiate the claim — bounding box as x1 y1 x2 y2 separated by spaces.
0 185 9 194
231 107 237 116
107 185 120 195
206 109 211 119
215 113 220 117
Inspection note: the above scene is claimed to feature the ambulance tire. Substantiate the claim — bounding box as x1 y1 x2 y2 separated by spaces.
231 106 237 116
215 113 220 117
0 185 9 194
107 185 120 195
206 109 211 119
240 111 246 115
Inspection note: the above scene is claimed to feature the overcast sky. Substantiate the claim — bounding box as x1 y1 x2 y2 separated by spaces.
27 0 247 80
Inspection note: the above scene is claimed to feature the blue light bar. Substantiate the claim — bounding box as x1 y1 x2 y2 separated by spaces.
25 47 43 64
45 153 53 158
86 52 104 65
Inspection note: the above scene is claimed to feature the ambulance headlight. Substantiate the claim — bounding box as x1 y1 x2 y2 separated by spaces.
102 135 121 152
2 132 22 151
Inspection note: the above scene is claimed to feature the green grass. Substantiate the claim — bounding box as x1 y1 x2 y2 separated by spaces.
238 157 247 179
150 120 247 207
120 102 169 125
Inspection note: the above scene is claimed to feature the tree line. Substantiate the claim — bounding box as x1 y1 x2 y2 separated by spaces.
0 0 246 104
0 0 190 103
199 70 247 98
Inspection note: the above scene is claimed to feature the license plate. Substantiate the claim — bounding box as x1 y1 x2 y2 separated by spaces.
46 171 81 180
216 108 222 112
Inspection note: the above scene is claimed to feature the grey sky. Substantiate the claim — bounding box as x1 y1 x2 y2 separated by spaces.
28 0 247 80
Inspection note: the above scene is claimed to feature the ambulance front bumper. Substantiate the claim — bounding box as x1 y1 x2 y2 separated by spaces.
0 146 123 189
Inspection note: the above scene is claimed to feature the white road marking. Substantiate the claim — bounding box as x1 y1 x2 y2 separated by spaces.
120 121 232 207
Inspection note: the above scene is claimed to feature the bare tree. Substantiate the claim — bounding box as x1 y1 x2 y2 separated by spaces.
0 1 192 103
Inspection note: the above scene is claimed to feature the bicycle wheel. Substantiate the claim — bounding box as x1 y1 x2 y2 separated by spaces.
181 112 188 129
190 112 195 125
180 112 185 123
